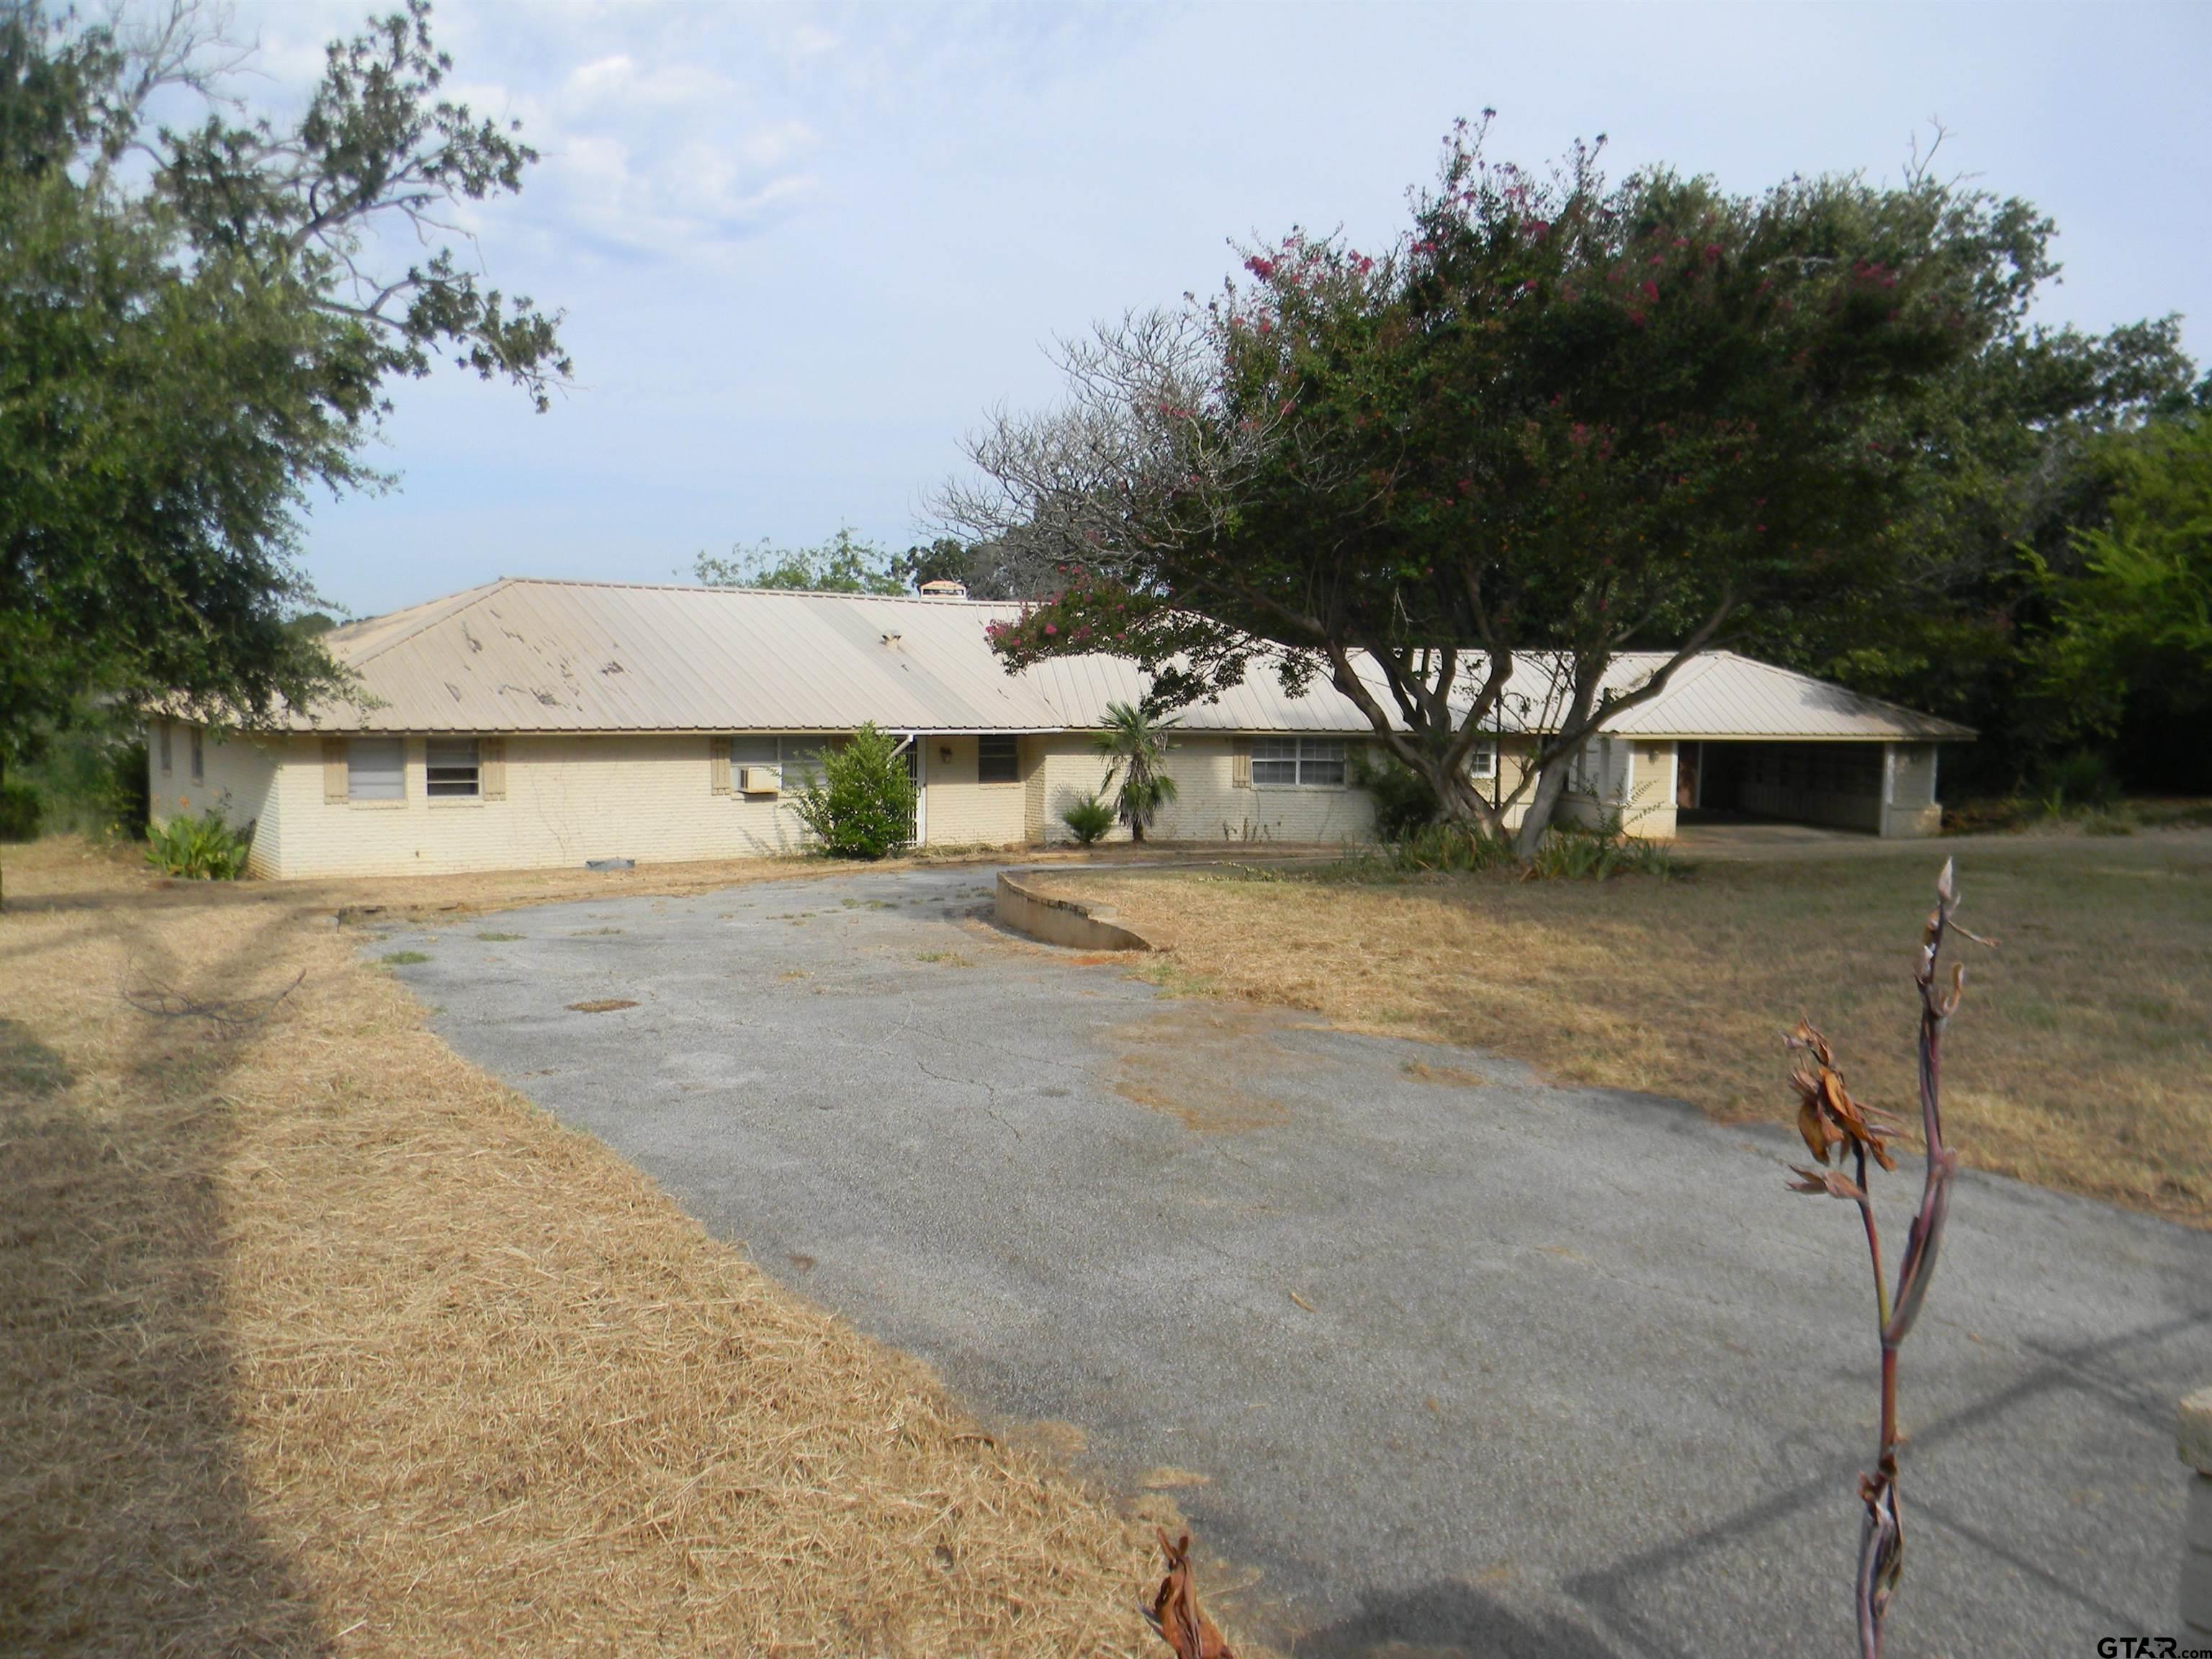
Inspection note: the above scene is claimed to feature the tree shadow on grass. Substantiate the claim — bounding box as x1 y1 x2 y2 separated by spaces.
0 957 327 1653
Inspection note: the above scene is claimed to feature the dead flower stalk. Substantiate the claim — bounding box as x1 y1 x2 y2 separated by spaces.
1786 858 1989 1658
1146 1529 1233 1658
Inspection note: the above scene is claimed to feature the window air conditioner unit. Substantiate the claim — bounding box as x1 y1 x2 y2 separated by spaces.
739 765 781 795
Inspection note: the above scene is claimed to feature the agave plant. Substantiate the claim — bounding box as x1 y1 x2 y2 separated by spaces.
1786 859 1990 1657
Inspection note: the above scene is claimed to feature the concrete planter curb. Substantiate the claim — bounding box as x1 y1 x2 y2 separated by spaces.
994 871 1164 952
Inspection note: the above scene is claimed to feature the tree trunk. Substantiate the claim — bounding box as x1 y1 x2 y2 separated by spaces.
1416 751 1509 841
1513 750 1577 863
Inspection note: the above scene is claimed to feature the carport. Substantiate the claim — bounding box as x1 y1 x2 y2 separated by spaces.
1570 653 1974 839
1676 738 1946 837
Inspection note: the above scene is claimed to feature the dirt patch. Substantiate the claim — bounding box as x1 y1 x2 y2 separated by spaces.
1104 1004 1316 1134
0 837 1162 1654
1402 1060 1495 1088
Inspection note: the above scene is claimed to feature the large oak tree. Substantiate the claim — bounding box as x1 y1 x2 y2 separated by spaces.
0 0 568 868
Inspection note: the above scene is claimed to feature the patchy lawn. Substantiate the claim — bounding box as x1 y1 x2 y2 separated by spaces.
1038 832 2212 1227
0 838 1160 1655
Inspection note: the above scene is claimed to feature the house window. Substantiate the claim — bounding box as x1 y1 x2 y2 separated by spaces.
426 737 481 798
781 737 825 785
1251 737 1300 786
189 727 204 783
1252 736 1346 786
1470 739 1497 781
158 722 171 774
730 734 778 787
1300 738 1346 786
727 734 827 788
977 734 1019 783
348 736 405 801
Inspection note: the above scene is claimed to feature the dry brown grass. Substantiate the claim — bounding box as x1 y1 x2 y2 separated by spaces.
1 837 1164 1655
1041 832 2212 1227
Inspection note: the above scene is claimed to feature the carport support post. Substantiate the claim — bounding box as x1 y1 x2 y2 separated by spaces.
2184 1385 2212 1640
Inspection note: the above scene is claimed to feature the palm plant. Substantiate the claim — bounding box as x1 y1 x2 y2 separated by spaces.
1093 701 1178 842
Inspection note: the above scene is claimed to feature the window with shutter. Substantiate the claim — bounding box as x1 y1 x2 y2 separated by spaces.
426 737 480 798
348 736 405 801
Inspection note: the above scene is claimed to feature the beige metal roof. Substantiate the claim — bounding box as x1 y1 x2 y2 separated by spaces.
300 579 1971 743
1590 652 1975 741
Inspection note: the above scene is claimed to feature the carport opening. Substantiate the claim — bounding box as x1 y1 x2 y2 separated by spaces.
1676 740 1889 835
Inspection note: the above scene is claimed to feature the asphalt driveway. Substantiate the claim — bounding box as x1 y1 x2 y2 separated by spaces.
371 866 2211 1656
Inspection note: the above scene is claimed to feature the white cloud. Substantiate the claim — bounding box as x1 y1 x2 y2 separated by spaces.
204 0 2208 619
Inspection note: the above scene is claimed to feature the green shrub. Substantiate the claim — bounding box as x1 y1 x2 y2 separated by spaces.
0 782 40 842
1524 819 1675 881
1354 749 1442 840
144 809 252 879
10 725 150 840
1388 820 1516 873
789 722 917 860
2037 749 2121 815
1061 793 1115 845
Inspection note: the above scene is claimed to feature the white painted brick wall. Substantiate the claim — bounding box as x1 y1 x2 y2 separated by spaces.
148 721 287 876
920 734 1028 847
1028 734 1378 845
260 732 824 878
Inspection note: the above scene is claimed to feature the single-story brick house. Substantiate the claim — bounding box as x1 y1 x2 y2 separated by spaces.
149 578 1972 879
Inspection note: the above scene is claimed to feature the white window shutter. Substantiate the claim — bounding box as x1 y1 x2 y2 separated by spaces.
322 737 348 804
481 737 507 801
710 737 732 795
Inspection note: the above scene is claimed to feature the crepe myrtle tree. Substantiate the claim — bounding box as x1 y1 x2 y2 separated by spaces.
945 117 2051 859
0 0 567 899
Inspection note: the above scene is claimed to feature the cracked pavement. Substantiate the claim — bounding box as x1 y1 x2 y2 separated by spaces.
372 865 2212 1656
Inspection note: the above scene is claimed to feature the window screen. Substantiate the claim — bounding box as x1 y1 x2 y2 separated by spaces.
1298 738 1346 786
189 727 204 783
426 737 480 798
1252 737 1344 786
348 736 405 801
780 737 826 784
729 734 778 768
977 734 1019 783
1470 739 1497 781
1251 737 1299 786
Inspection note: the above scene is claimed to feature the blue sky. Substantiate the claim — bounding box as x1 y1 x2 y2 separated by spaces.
229 1 2212 620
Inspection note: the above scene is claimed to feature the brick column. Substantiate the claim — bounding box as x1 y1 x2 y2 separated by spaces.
2184 1385 2212 1640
